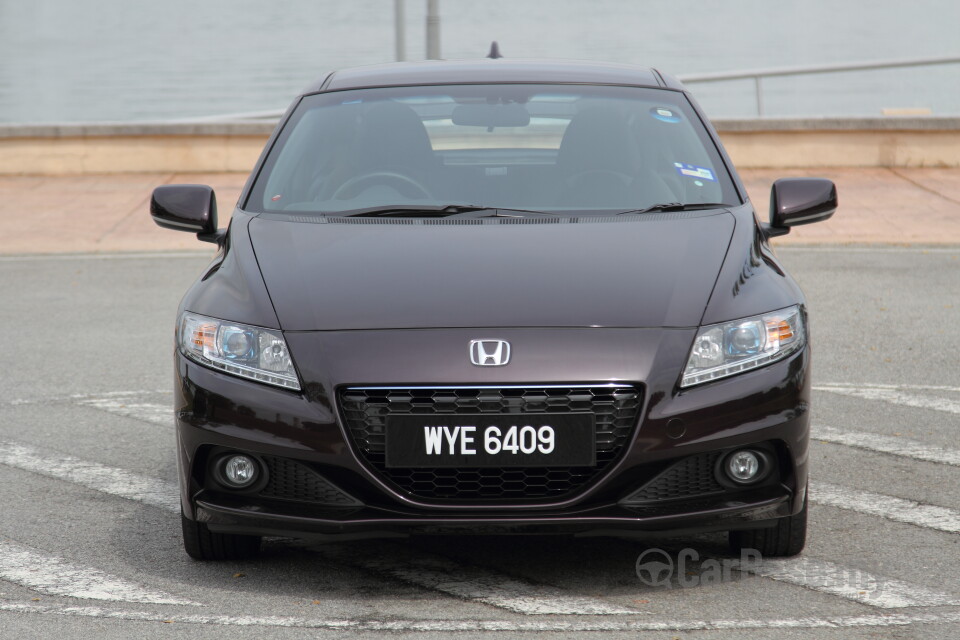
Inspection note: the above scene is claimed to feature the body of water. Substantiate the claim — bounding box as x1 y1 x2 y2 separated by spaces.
1 0 958 123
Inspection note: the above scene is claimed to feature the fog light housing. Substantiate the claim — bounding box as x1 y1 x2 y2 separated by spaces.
724 450 763 484
219 454 259 489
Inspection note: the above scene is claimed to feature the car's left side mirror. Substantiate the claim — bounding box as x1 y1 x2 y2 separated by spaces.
150 184 223 244
765 178 838 238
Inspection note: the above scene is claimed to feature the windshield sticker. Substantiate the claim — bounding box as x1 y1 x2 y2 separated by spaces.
650 107 681 123
674 162 716 182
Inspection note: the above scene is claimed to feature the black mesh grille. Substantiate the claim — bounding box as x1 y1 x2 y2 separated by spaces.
624 451 725 503
259 456 360 506
338 385 642 502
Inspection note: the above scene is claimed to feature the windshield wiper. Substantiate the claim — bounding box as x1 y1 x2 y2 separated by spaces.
333 204 560 219
332 204 493 218
616 203 731 215
334 202 727 218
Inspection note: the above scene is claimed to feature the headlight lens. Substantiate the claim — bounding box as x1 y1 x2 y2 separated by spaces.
681 305 804 388
178 313 300 391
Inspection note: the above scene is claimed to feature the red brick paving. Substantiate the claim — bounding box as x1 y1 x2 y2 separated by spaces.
1 169 958 255
742 168 960 246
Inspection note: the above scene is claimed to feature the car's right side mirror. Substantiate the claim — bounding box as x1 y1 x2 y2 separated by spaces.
765 178 838 237
150 184 225 245
150 184 221 242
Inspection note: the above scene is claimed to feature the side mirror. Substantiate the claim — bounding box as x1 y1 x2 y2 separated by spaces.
150 184 219 240
766 178 838 237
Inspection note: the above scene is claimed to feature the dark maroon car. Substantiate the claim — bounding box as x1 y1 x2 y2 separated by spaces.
150 58 836 560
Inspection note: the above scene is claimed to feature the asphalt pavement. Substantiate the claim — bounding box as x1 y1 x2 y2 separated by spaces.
0 172 958 638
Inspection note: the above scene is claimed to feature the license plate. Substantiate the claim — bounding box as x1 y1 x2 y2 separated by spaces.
384 414 595 468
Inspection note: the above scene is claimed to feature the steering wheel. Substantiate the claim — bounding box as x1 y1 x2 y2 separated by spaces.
332 172 432 200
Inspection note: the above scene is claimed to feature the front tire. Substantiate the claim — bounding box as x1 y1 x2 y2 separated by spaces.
181 513 261 561
728 493 807 557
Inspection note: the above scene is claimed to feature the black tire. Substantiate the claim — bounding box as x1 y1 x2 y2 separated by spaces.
181 513 261 561
728 493 808 557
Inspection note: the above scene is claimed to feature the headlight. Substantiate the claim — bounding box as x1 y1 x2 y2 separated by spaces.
681 305 804 388
178 313 300 391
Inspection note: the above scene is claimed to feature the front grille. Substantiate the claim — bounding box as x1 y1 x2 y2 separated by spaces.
259 455 361 506
338 385 642 502
622 451 725 503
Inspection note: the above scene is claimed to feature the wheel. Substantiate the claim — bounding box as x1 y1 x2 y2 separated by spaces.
728 492 807 557
181 513 261 561
331 171 432 200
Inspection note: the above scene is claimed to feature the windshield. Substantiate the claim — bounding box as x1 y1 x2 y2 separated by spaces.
248 84 740 215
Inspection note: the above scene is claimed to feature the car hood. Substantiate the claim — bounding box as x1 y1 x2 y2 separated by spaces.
249 211 735 331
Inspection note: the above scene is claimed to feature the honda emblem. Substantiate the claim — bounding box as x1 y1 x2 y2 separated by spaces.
469 340 511 366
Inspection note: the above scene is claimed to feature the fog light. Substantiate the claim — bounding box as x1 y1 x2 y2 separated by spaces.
725 450 761 484
221 454 258 488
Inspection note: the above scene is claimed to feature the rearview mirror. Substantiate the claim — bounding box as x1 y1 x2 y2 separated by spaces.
150 184 218 237
451 103 530 128
766 178 837 237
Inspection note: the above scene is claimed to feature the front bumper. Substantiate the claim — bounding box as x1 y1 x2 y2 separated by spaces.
175 326 810 539
193 489 793 540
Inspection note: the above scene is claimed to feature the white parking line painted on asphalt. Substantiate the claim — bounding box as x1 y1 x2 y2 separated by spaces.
76 398 172 426
812 425 960 467
0 441 179 512
6 390 171 407
0 442 643 616
2 601 960 631
817 383 960 393
740 556 959 608
0 541 198 606
0 251 211 262
318 546 640 615
811 482 960 534
813 385 960 415
3 433 957 620
70 390 170 397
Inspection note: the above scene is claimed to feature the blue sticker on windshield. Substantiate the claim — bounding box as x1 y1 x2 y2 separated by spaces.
650 107 681 123
674 162 717 182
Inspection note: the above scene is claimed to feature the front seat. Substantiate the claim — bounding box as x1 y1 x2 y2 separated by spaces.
555 105 639 208
328 101 439 200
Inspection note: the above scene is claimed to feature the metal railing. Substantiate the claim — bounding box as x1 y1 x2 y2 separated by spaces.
181 55 960 123
679 55 960 116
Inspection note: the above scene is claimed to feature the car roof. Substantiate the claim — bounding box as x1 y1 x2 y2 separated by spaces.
305 59 684 94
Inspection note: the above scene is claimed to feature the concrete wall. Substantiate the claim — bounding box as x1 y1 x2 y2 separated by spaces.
716 118 960 169
1 118 959 175
0 123 273 176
